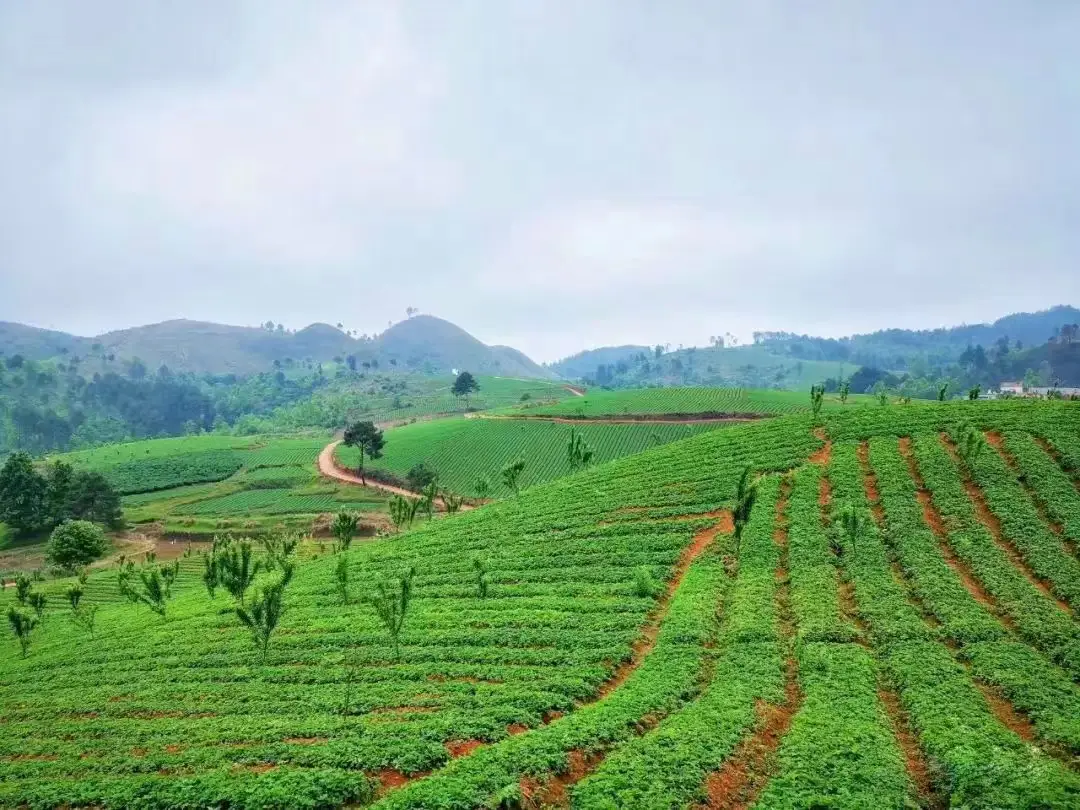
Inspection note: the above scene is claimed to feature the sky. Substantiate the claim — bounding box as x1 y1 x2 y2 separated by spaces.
1 1 1078 363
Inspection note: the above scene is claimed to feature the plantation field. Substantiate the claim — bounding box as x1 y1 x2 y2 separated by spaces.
336 417 728 496
503 385 876 418
2 399 1079 808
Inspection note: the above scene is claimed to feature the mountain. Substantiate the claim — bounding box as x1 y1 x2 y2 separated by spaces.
0 315 554 379
549 345 651 380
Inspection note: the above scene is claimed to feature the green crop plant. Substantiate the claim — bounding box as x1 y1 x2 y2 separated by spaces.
501 457 526 495
633 565 660 598
332 511 359 552
260 532 299 570
364 565 416 662
732 464 758 559
237 564 293 661
13 572 31 605
959 424 986 467
7 607 38 658
835 502 867 559
389 494 420 532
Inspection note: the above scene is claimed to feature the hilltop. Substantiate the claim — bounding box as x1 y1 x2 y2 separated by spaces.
0 315 554 379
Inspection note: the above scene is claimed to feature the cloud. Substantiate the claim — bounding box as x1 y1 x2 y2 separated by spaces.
1 1 1078 361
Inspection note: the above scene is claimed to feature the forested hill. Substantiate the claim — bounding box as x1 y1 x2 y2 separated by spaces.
0 315 552 379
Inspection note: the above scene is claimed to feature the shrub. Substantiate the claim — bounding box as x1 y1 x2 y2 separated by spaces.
7 607 38 657
46 520 108 572
405 463 437 491
633 566 659 598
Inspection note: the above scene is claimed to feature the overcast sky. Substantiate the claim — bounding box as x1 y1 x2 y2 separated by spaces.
1 1 1078 362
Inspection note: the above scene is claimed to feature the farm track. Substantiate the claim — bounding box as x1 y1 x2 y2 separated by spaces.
939 433 1074 615
701 477 800 809
316 440 478 510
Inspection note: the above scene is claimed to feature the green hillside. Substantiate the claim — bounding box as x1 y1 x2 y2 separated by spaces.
2 400 1079 809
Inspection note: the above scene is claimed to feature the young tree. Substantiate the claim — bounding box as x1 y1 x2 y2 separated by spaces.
364 566 416 661
27 592 47 621
215 539 261 607
452 371 480 408
473 477 491 499
732 465 758 558
442 490 464 514
389 494 421 532
836 503 866 559
118 563 172 618
7 607 38 658
968 384 981 401
237 565 293 661
334 554 351 604
960 425 986 466
342 421 385 485
938 382 950 402
332 512 359 553
473 558 489 598
839 380 851 406
65 583 98 638
13 572 33 605
46 520 108 572
419 481 439 520
0 452 46 535
810 384 825 419
260 532 299 571
501 458 526 495
567 429 595 472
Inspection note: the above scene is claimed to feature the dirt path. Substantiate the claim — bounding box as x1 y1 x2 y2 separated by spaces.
564 385 586 397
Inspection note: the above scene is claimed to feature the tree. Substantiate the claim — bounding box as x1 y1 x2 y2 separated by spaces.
68 472 123 528
117 562 172 618
810 384 825 418
474 477 491 499
364 566 415 661
45 461 76 525
46 520 108 572
419 481 439 520
332 512 359 553
66 583 98 638
473 558 489 598
7 607 38 657
501 458 526 495
406 463 438 491
27 592 47 620
334 554 351 604
0 452 46 535
567 429 595 472
342 421 385 485
960 425 986 467
237 565 293 660
442 490 464 514
452 371 479 407
938 383 949 402
732 465 758 558
968 384 981 401
839 380 851 406
836 503 867 559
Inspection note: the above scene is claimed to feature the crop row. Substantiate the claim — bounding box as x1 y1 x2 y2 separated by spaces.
509 386 841 418
828 441 1080 805
999 431 1080 551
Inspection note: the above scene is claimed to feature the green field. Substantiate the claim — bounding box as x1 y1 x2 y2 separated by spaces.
336 416 729 496
505 386 877 418
3 400 1080 808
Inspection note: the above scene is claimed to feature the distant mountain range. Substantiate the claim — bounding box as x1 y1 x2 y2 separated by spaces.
0 315 556 379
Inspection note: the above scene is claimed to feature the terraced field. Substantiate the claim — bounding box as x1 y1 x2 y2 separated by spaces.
335 417 729 496
2 400 1079 808
503 386 877 419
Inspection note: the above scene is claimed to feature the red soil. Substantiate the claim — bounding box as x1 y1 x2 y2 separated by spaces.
444 740 485 758
808 428 832 466
876 687 944 809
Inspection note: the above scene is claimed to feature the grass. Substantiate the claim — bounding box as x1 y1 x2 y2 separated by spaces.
2 400 1078 808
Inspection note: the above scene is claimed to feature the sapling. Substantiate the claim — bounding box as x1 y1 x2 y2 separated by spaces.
7 607 38 658
960 424 986 467
389 495 420 532
332 512 359 553
501 458 526 495
633 566 659 598
119 565 170 618
420 481 439 520
810 384 825 419
334 554 351 604
237 564 293 661
839 380 850 405
836 503 867 559
261 532 299 570
732 465 759 559
938 383 949 402
567 430 595 472
27 591 47 621
364 566 416 661
66 583 97 638
442 490 464 514
473 477 491 499
216 539 261 607
968 384 981 401
14 572 31 605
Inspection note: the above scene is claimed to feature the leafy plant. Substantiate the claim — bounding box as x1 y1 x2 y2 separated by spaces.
215 539 261 606
877 390 889 406
810 384 825 418
732 465 758 558
342 420 385 484
442 490 464 514
567 429 595 472
13 572 32 605
260 532 299 570
27 592 47 621
968 384 981 401
836 502 867 559
332 512 359 553
236 564 293 661
839 379 850 405
65 583 98 638
420 481 439 521
7 607 38 658
389 494 421 532
334 554 351 604
633 566 659 598
474 477 491 499
501 458 526 495
938 382 949 401
118 564 171 618
959 424 986 466
46 520 108 572
364 565 416 661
